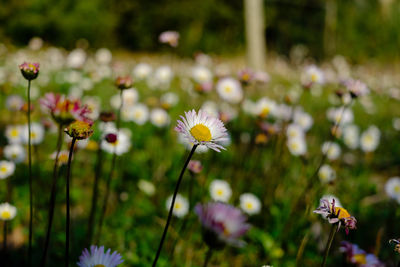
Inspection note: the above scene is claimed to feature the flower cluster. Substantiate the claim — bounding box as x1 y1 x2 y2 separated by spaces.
314 198 357 234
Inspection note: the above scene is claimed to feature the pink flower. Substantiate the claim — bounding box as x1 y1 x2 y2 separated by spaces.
159 31 180 47
19 62 40 80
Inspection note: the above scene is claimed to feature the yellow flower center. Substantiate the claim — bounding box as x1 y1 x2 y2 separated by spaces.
0 166 7 173
224 86 232 93
290 142 299 150
352 254 366 264
311 73 318 82
216 189 224 196
190 124 212 142
395 185 400 193
334 207 351 219
31 132 37 139
260 107 270 118
246 202 253 210
94 265 105 267
11 129 19 137
175 202 182 210
1 211 11 219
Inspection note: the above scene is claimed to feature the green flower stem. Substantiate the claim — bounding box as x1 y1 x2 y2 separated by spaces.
66 137 77 267
41 124 64 266
26 79 33 266
152 144 198 267
203 247 213 267
96 89 123 242
3 221 7 256
321 223 338 267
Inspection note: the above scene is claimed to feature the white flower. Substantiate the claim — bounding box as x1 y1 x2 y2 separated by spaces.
67 48 86 69
83 96 101 121
301 65 325 85
177 133 209 154
286 124 305 139
150 108 170 128
201 101 219 118
154 66 173 87
242 99 258 116
342 124 359 149
128 103 149 125
192 65 213 83
175 109 228 152
255 97 277 118
166 194 189 218
318 164 336 183
101 130 131 155
322 142 341 160
293 110 313 131
393 118 400 131
160 92 179 108
0 161 15 179
6 95 24 111
132 63 152 80
360 125 380 152
275 104 292 121
138 179 156 196
4 144 25 163
0 203 17 221
159 31 179 47
110 88 139 109
321 195 342 208
287 137 307 156
95 48 112 65
216 77 243 104
327 107 354 126
240 193 261 215
21 122 45 145
209 179 232 202
5 125 23 144
385 177 400 203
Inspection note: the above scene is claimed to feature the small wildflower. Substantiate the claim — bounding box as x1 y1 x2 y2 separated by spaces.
188 160 203 174
216 77 243 104
240 193 262 215
237 68 254 84
322 142 341 160
165 194 189 218
4 144 26 163
101 130 131 155
360 125 380 153
385 177 400 203
159 31 180 47
175 109 228 152
318 164 336 184
209 179 232 202
65 120 94 140
132 63 152 80
195 202 250 249
115 76 133 90
314 198 357 234
150 108 170 128
389 239 400 253
137 179 156 196
77 245 123 267
19 62 40 80
287 137 307 156
0 161 16 179
0 203 17 221
340 241 384 266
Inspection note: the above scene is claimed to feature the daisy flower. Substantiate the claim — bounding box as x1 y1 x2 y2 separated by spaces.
0 203 17 221
154 66 174 87
239 193 262 215
385 177 400 203
192 65 213 84
195 202 250 248
326 107 354 126
166 194 189 218
287 137 307 156
150 108 170 128
318 164 336 184
322 142 341 160
129 103 149 125
4 144 26 163
340 241 384 267
301 65 325 86
21 122 45 145
5 125 23 144
342 124 359 149
293 110 313 131
216 77 243 104
0 161 16 179
255 97 277 118
51 150 70 166
132 63 152 80
137 179 156 196
6 95 24 111
175 109 228 152
286 124 305 139
77 245 123 267
101 130 131 156
209 179 232 202
360 125 380 153
159 31 180 47
314 198 357 234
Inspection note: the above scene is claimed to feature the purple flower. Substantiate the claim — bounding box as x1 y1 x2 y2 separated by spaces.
19 62 39 80
188 160 203 174
195 202 250 249
344 79 369 98
314 198 357 234
340 241 384 267
77 245 123 267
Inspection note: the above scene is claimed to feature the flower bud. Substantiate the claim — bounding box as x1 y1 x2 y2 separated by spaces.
19 62 40 81
65 120 94 140
115 76 133 90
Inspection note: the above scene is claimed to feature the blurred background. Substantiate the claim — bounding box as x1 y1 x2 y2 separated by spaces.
1 0 400 62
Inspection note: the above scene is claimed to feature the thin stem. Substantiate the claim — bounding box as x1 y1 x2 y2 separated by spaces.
96 89 123 242
321 224 338 267
66 138 77 267
27 79 33 266
86 145 103 245
3 221 7 254
41 124 64 266
203 247 213 267
152 144 198 267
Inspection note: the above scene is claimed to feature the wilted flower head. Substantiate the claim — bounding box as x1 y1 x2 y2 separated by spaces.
195 202 250 249
340 241 384 267
0 203 17 221
175 109 228 152
65 120 94 140
159 31 180 47
115 76 133 90
314 198 357 234
40 93 91 125
19 62 40 80
389 239 400 254
77 245 123 267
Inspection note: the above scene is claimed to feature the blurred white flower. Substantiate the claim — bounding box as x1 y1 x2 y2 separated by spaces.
132 63 152 80
110 88 139 109
95 48 112 65
216 77 243 104
4 144 25 163
240 193 262 215
67 48 86 69
5 125 23 144
210 179 232 202
192 65 213 83
393 118 400 131
150 108 170 128
160 92 179 109
154 66 173 88
0 161 16 179
385 177 400 203
360 125 380 153
322 142 341 160
301 65 325 86
6 95 24 111
138 179 156 196
0 203 17 221
255 97 277 118
101 130 131 155
293 110 313 131
318 164 336 184
21 122 45 145
287 137 307 156
343 124 359 149
159 31 180 47
166 194 188 218
327 107 354 126
286 124 305 139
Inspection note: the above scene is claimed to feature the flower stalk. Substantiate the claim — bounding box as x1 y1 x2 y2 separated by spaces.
321 223 338 267
203 247 213 267
26 79 33 266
